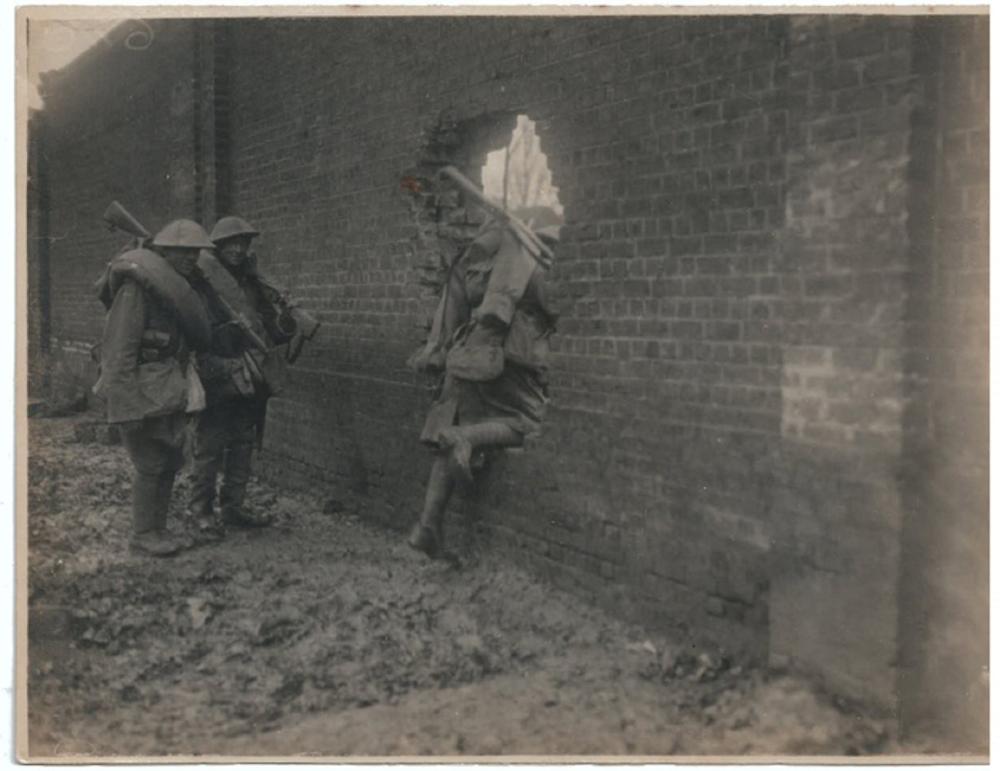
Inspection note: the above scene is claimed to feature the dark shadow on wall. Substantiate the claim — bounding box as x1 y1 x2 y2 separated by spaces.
27 111 53 396
896 16 989 753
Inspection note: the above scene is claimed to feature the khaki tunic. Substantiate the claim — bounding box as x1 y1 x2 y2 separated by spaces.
96 279 201 424
192 254 294 405
419 224 557 445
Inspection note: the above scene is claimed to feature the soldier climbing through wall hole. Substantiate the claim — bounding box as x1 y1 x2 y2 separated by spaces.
406 165 562 562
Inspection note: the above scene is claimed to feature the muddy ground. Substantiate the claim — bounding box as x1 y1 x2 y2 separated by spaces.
27 415 905 760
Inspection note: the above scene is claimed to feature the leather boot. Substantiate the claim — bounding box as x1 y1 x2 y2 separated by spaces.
130 473 183 557
188 458 221 527
130 531 184 557
221 437 270 527
408 455 451 560
437 423 522 482
408 519 444 559
189 431 222 520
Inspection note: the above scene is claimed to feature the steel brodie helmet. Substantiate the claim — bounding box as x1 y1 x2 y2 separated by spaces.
210 216 260 244
151 219 215 249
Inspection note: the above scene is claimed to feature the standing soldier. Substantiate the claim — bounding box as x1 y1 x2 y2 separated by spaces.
406 199 561 561
94 219 215 557
188 216 320 536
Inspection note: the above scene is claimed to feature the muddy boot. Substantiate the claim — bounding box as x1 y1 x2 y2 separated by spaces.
408 520 444 559
220 435 269 528
130 530 184 557
131 479 184 556
186 472 225 541
158 470 194 551
188 457 221 529
187 506 225 541
408 455 451 560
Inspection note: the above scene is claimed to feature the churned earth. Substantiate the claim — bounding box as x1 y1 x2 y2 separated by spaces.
27 415 900 760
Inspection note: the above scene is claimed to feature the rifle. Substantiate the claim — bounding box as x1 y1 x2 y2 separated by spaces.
103 201 152 248
438 165 554 270
210 290 270 357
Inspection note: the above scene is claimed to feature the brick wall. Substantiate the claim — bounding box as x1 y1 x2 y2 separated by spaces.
896 16 988 751
27 112 49 396
770 15 917 707
227 16 792 654
34 20 207 403
29 14 988 742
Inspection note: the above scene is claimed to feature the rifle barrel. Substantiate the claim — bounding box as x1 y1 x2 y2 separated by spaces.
213 293 269 354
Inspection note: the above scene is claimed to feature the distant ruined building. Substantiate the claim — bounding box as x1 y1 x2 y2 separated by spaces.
27 15 988 750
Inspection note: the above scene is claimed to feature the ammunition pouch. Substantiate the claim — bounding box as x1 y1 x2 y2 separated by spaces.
199 355 254 400
501 309 552 374
200 349 287 402
138 330 176 364
445 320 505 382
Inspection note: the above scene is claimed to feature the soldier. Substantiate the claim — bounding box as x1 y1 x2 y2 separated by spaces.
94 219 215 557
406 210 561 560
188 216 319 536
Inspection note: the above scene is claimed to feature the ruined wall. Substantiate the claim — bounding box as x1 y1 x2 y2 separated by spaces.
222 17 986 723
29 14 988 736
226 17 792 654
33 20 206 402
770 15 917 707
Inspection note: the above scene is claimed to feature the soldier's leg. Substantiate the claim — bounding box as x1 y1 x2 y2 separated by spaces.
188 403 228 519
155 414 188 531
438 421 523 481
220 401 262 526
408 452 455 559
121 420 182 557
121 425 160 535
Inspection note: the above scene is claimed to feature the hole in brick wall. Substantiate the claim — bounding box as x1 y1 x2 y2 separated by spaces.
404 111 564 338
481 114 564 226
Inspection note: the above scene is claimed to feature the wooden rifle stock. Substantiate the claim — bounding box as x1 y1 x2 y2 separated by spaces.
438 165 554 270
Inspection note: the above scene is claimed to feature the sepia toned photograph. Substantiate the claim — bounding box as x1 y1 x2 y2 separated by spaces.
17 6 988 762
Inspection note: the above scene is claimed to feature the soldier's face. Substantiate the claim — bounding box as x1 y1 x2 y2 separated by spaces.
162 247 199 277
219 236 253 268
